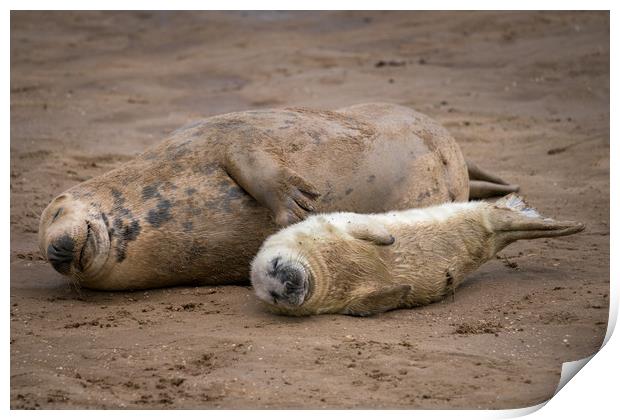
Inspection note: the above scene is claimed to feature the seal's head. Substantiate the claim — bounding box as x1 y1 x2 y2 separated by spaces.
250 213 405 316
38 193 111 283
250 247 313 309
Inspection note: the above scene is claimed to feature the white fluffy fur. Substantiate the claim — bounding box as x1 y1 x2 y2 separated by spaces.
250 201 486 303
264 201 484 242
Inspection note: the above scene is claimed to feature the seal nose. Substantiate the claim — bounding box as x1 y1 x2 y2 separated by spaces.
270 257 303 288
268 258 306 304
47 235 76 274
279 266 304 291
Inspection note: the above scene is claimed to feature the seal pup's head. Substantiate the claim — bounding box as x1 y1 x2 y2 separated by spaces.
38 192 111 284
251 213 397 316
250 216 353 315
250 245 314 310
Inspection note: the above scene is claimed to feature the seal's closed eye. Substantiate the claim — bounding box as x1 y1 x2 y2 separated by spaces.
270 256 281 273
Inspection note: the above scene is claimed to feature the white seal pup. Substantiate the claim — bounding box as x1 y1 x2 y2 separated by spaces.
250 194 584 316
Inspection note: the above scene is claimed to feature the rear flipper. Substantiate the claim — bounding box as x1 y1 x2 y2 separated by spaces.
490 193 585 253
467 161 520 199
470 181 520 199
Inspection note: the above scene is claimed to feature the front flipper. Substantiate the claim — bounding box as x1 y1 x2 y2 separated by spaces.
348 224 395 246
343 284 411 316
223 145 321 226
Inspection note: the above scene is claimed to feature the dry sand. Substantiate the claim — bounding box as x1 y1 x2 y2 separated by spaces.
10 11 609 409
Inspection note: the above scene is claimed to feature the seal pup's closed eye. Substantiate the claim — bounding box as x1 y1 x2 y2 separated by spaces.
250 194 584 316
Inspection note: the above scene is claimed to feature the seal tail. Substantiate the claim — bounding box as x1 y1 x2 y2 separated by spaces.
490 193 585 252
467 161 520 199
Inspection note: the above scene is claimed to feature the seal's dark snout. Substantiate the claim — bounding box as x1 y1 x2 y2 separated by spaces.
47 235 76 274
267 257 307 305
269 258 303 288
280 267 304 291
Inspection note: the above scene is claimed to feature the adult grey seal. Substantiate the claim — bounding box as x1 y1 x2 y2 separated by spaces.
38 103 517 290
